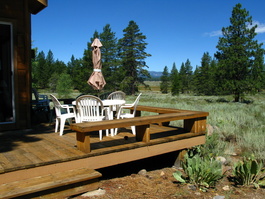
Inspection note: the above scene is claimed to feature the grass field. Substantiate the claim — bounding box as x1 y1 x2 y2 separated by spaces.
138 82 265 161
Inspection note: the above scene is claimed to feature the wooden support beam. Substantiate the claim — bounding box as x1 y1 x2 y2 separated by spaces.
184 117 207 133
136 124 150 142
76 132 91 153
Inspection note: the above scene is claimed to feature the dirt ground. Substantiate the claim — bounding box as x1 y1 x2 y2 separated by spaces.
72 154 265 199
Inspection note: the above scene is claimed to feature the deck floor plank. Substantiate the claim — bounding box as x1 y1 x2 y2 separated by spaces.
0 153 14 171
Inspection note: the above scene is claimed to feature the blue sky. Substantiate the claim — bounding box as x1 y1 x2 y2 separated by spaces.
32 0 265 72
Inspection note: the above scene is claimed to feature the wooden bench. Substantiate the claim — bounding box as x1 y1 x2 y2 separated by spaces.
0 168 102 199
71 106 209 153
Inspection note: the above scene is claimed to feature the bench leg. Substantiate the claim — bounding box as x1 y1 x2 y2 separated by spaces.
76 132 91 153
184 117 207 133
136 124 150 142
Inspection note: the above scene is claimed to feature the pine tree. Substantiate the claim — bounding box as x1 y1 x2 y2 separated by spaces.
194 52 215 95
160 66 169 94
33 51 46 88
170 63 180 96
179 59 193 93
192 65 201 94
118 20 151 95
56 72 73 98
99 24 119 91
215 3 265 102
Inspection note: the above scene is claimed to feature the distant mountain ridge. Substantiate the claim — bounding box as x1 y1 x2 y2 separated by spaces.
149 71 162 77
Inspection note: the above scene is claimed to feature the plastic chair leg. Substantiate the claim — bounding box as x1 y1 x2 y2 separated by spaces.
99 130 103 140
105 129 109 136
59 118 66 136
131 126 136 135
114 128 118 135
55 118 59 133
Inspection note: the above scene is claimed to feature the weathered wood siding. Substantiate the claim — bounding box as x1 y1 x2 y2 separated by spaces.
0 0 47 131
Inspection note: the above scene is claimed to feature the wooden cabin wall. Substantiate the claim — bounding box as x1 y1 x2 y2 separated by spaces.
0 0 32 130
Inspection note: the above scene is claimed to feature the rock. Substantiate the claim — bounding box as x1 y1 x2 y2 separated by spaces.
194 191 201 196
187 184 196 191
213 196 225 199
207 124 214 136
138 169 147 176
222 185 230 191
81 188 106 197
216 156 226 164
130 174 137 178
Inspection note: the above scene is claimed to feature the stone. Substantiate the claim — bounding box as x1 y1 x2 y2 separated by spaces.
81 188 106 197
222 185 230 191
213 196 225 199
138 169 147 176
207 124 214 136
216 156 226 164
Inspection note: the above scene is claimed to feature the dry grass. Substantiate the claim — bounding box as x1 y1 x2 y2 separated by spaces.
74 167 265 199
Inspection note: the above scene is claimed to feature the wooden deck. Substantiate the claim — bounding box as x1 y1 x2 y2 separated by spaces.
0 123 204 176
0 105 208 198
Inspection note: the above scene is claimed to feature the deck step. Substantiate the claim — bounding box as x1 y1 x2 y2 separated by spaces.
0 168 102 199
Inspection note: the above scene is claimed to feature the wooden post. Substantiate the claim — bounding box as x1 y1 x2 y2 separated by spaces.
76 132 91 153
136 124 150 142
184 117 206 133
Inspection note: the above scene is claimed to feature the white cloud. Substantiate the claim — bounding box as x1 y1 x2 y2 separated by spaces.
252 21 265 34
205 20 265 37
204 30 222 37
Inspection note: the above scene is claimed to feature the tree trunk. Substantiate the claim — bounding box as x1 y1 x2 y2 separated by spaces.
234 93 240 102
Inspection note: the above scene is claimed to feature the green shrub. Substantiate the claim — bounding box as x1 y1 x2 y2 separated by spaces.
232 155 265 188
173 154 223 190
200 132 226 158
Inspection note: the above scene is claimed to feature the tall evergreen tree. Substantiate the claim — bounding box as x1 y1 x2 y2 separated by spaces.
194 52 214 95
118 20 151 95
179 59 193 93
170 63 180 96
31 48 39 88
48 60 67 92
99 24 119 91
192 65 201 94
67 55 89 92
33 51 46 88
170 62 177 82
215 3 265 102
56 72 73 98
160 66 169 94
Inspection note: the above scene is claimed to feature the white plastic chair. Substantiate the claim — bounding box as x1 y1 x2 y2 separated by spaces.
75 95 109 140
115 93 142 135
107 91 126 100
50 94 76 136
107 91 126 112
